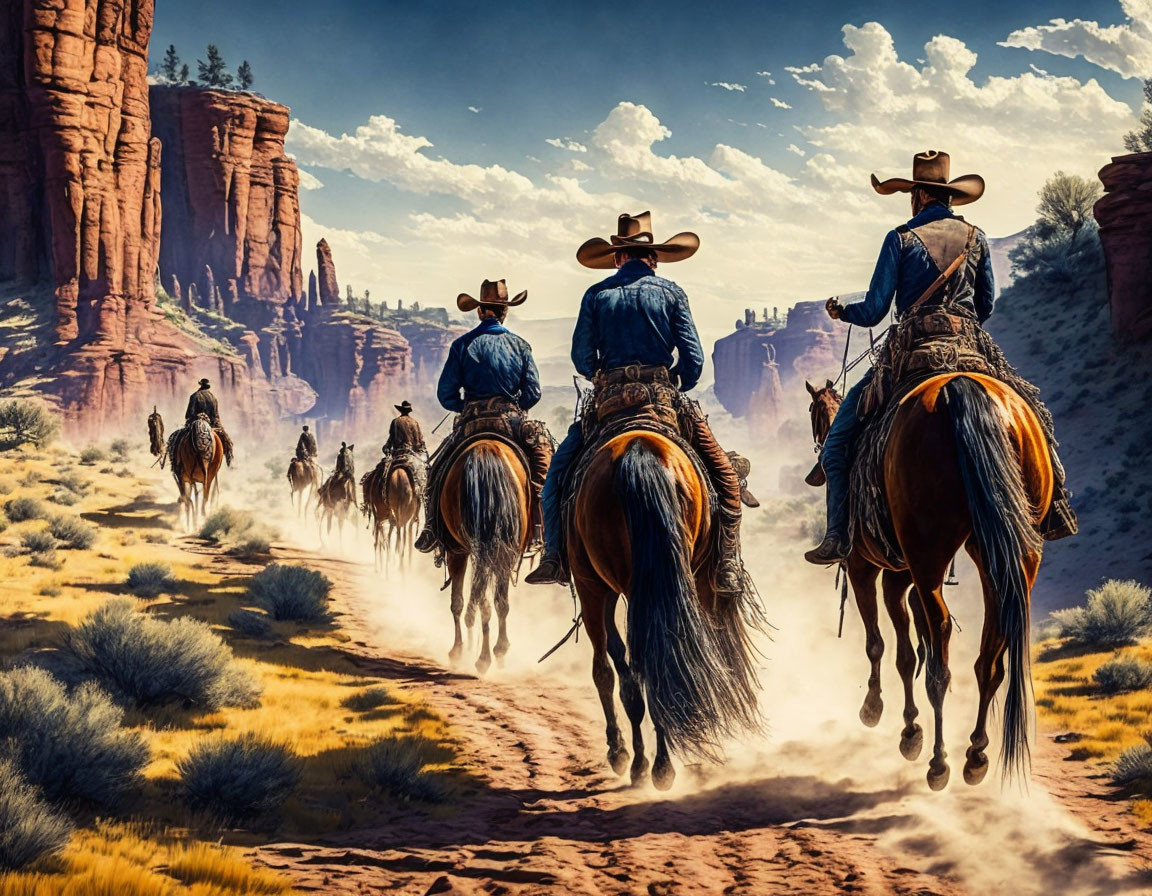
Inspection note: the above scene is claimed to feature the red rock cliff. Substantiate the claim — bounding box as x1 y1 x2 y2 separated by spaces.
150 86 304 310
1095 152 1152 343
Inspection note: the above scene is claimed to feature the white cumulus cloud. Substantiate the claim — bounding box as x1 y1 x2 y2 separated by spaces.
770 97 792 109
545 137 589 152
999 0 1152 79
709 81 748 92
297 169 324 191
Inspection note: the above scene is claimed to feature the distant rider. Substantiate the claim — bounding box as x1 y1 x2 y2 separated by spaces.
185 377 233 465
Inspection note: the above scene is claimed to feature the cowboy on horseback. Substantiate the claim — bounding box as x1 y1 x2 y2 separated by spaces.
185 378 234 466
805 150 1077 566
295 425 318 462
335 441 355 478
363 401 428 509
414 281 553 557
525 211 756 593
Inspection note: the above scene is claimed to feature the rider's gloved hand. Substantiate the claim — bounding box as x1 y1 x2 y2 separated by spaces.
825 297 843 321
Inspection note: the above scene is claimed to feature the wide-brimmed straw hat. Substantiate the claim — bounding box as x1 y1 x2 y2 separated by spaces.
871 151 984 206
576 211 700 270
457 279 527 313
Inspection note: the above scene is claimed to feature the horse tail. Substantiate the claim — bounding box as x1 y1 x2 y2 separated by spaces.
461 447 520 582
613 439 752 761
944 376 1042 780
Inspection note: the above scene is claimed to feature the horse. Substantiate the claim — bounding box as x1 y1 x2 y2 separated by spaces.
439 438 531 674
808 372 1051 790
567 430 762 791
384 465 420 571
147 406 165 458
316 468 358 544
287 457 321 517
166 415 224 530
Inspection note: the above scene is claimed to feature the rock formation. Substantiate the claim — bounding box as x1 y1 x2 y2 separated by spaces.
150 86 304 310
712 302 842 427
316 239 340 306
1095 152 1152 343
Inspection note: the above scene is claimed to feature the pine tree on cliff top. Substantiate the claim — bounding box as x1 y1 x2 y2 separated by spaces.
159 45 181 83
1123 77 1152 153
237 60 254 91
198 45 234 89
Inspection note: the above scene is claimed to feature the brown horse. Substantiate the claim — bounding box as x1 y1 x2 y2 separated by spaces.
166 415 224 530
809 372 1051 789
287 457 321 517
316 469 358 543
439 439 531 674
568 430 762 790
361 462 420 571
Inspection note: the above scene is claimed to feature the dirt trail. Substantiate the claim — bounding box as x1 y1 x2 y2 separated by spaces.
243 547 1152 896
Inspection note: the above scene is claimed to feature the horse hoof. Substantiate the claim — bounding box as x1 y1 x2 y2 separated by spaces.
963 751 989 786
608 748 630 777
652 760 676 792
630 757 649 786
475 656 491 676
859 691 884 728
899 724 923 761
448 646 463 665
927 760 950 791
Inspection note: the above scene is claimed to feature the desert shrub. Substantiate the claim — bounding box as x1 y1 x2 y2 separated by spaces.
125 562 175 597
0 479 14 495
19 470 41 486
199 506 278 556
5 497 47 522
342 686 392 712
0 666 149 807
1094 655 1152 694
0 400 59 450
47 488 80 506
355 736 445 802
38 585 62 597
21 530 55 554
48 515 96 550
56 472 90 496
1111 733 1152 791
79 446 106 464
176 735 298 823
227 609 272 639
0 758 73 871
247 563 332 622
62 599 260 710
1051 580 1152 648
109 438 131 462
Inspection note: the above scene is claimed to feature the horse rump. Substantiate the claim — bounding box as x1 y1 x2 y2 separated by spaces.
460 447 520 585
613 440 759 761
944 375 1042 779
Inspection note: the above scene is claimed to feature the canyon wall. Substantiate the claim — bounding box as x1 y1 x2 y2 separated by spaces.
1095 151 1152 344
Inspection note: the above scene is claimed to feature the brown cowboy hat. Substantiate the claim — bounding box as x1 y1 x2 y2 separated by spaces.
457 279 527 313
870 151 984 206
576 211 700 270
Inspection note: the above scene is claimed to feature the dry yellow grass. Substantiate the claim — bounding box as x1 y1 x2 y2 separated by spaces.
0 444 456 889
0 823 296 896
1033 639 1152 761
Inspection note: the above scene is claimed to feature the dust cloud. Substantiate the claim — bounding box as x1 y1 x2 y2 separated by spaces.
214 424 1138 896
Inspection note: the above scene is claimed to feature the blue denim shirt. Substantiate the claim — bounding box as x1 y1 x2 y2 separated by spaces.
437 318 542 412
841 204 995 328
571 260 705 391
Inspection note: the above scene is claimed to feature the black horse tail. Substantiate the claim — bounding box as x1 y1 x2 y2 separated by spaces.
945 376 1042 780
614 439 758 761
461 446 521 584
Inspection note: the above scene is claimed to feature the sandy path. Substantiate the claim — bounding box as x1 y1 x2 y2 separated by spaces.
237 542 1152 896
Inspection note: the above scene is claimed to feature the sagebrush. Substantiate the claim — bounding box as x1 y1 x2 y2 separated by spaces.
48 514 96 549
5 497 46 522
1094 655 1152 694
1051 579 1152 648
199 506 278 555
176 735 299 823
0 666 149 807
125 562 175 597
63 599 261 710
247 563 332 622
0 400 58 450
0 758 73 871
355 735 445 802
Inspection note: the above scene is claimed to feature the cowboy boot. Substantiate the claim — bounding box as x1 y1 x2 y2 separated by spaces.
525 552 568 585
1039 489 1078 541
415 525 438 554
804 532 850 565
805 461 826 487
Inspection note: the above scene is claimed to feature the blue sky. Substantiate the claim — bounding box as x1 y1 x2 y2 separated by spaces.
150 0 1152 332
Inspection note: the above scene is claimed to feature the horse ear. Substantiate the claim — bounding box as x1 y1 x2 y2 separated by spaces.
805 380 817 397
825 378 834 390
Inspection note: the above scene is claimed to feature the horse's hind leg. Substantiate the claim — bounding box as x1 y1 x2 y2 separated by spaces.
576 573 629 778
907 564 954 791
473 567 493 676
493 573 511 667
882 569 923 760
447 552 467 665
847 553 885 728
651 721 675 792
605 593 646 783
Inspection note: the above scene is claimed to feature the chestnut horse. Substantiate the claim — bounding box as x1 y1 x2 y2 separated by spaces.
568 431 761 790
316 469 357 544
362 463 421 571
167 415 224 530
809 372 1051 789
287 457 321 517
439 439 531 674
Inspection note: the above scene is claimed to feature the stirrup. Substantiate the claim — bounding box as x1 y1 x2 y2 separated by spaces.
524 555 568 586
414 529 437 554
805 533 849 565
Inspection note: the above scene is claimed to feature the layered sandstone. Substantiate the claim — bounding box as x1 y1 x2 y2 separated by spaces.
150 86 304 310
315 239 340 306
1095 152 1152 343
